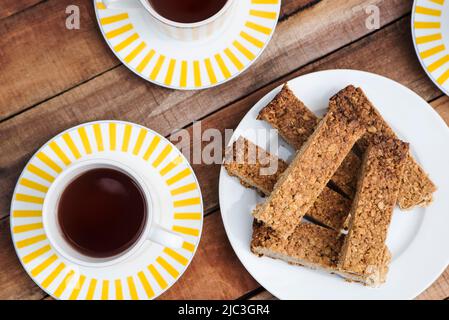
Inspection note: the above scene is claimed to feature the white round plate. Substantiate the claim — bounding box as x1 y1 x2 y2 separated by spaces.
219 70 449 300
11 121 203 300
412 0 449 96
94 0 280 90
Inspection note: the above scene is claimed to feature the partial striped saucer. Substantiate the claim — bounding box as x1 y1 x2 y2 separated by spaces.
10 121 203 300
94 0 281 90
412 0 449 95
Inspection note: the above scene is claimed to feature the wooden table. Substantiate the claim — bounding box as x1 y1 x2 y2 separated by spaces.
1 0 448 300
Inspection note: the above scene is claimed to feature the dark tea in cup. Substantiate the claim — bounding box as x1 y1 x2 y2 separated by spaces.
147 0 229 23
58 168 147 258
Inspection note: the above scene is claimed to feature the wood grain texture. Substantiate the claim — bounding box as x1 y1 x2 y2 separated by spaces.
417 268 449 300
0 218 48 300
0 0 118 119
248 290 277 300
280 0 321 18
432 96 449 126
0 0 44 20
0 0 325 121
0 0 413 219
0 0 447 301
3 22 448 299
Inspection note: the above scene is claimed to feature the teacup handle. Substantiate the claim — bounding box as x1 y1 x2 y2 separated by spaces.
102 0 141 9
148 225 184 248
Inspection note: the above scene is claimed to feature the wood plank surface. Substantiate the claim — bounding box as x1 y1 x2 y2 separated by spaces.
0 0 118 120
0 219 48 300
280 0 321 17
248 290 277 300
0 0 413 219
417 268 449 300
1 18 448 299
433 95 449 126
0 0 447 301
0 0 322 121
0 0 44 20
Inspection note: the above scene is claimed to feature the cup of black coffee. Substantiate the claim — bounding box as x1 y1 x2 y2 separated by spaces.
42 159 183 267
102 0 236 41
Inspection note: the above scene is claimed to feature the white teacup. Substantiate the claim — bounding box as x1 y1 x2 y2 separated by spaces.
102 0 236 41
42 159 184 268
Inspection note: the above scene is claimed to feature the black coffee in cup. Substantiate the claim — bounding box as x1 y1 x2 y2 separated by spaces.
148 0 228 23
58 168 147 258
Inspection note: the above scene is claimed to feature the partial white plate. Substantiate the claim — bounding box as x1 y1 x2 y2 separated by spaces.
219 69 449 300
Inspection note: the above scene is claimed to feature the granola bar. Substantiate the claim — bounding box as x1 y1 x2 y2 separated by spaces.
224 137 351 231
338 138 409 286
253 102 365 237
251 221 344 273
329 85 436 209
309 187 351 231
257 85 319 149
252 221 391 286
258 85 361 197
259 85 436 209
336 246 391 286
224 137 288 196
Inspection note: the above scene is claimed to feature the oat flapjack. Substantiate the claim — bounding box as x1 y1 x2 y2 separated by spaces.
338 138 409 286
224 137 351 231
259 85 436 209
258 85 361 197
252 220 392 286
253 101 365 238
329 85 436 210
251 221 344 273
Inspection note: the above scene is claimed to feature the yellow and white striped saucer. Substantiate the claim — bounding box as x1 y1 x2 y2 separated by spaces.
94 0 281 90
10 121 203 300
412 0 449 95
